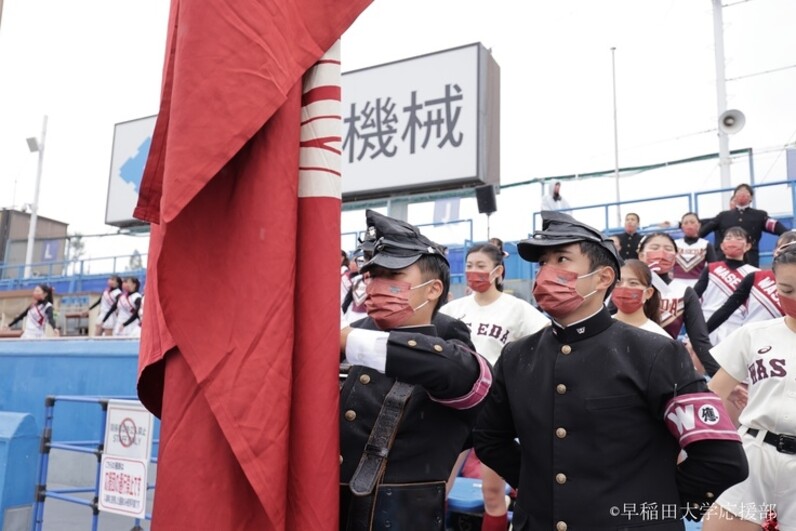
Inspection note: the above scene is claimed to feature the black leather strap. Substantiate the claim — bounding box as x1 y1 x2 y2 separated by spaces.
746 428 796 454
346 381 414 531
349 381 414 496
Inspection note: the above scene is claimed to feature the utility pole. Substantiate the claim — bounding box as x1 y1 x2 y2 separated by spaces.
24 115 48 278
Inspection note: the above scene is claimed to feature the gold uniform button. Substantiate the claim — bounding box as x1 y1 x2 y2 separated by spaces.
359 374 371 385
433 344 444 352
408 340 418 347
560 345 572 355
556 427 567 439
556 384 567 395
555 473 567 485
706 491 715 499
344 410 357 421
556 521 568 531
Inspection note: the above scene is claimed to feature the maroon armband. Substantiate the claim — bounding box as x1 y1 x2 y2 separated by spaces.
429 352 492 410
664 393 741 447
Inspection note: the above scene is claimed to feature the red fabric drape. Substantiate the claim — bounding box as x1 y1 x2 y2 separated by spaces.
134 1 369 528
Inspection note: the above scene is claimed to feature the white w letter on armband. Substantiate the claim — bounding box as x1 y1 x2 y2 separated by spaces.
664 393 741 447
666 405 695 435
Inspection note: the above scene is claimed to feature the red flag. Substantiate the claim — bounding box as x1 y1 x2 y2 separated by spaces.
134 1 370 528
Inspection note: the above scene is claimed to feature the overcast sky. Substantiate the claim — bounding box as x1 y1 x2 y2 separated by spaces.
1 0 795 260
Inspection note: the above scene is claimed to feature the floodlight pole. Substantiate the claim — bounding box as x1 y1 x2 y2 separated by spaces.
712 0 732 191
24 115 48 278
611 47 621 227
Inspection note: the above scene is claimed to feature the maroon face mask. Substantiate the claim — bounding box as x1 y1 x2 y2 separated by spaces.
466 266 499 293
365 277 432 330
721 241 746 259
612 286 645 314
532 265 598 319
643 250 676 274
779 294 796 320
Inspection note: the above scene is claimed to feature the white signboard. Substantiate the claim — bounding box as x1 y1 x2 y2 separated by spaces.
341 43 499 199
98 400 153 518
105 116 156 227
102 44 500 212
98 456 148 518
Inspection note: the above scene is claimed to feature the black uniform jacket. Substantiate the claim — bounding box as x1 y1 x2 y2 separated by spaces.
349 312 476 350
699 206 787 267
473 308 748 530
617 231 642 260
341 317 489 485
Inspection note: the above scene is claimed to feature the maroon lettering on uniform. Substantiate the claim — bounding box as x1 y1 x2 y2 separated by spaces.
477 323 489 336
748 363 758 384
712 264 744 290
769 359 787 378
488 324 503 339
747 358 788 382
499 329 510 343
755 359 769 381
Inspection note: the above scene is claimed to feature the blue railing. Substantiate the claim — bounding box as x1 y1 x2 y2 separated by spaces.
532 193 694 235
2 181 794 295
532 179 795 235
31 395 157 531
0 255 148 293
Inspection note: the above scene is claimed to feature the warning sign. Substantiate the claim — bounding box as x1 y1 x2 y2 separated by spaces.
104 400 153 460
118 418 137 448
100 400 153 518
98 456 147 518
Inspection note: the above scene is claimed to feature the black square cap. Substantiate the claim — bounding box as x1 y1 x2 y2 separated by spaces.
360 210 448 272
518 211 623 270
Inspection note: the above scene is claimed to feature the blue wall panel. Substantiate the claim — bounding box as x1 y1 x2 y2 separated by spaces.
0 339 159 444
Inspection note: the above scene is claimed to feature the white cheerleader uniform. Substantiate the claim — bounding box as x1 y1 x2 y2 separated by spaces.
671 236 712 290
700 261 758 345
440 292 548 365
18 302 55 339
99 288 122 330
114 292 143 337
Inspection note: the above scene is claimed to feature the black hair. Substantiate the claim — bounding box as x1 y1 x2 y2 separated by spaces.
467 243 505 291
110 275 123 289
626 212 640 223
733 183 753 197
724 226 750 242
723 226 751 244
680 212 700 223
773 242 796 272
638 232 678 254
552 182 562 201
775 231 796 251
341 250 349 268
488 238 504 252
622 259 661 324
37 284 54 304
125 277 141 293
578 241 619 297
415 254 450 316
